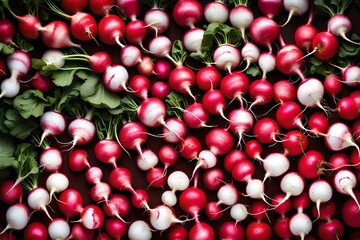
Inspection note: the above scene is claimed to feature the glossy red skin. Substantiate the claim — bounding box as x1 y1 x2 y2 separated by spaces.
324 74 342 99
16 14 41 39
89 52 111 73
298 150 325 179
352 119 360 143
273 80 297 103
245 139 263 160
168 66 196 96
219 221 245 240
58 189 83 218
202 89 227 115
328 152 350 170
178 136 201 160
117 0 141 20
224 149 248 173
118 121 148 151
0 59 6 78
246 221 271 240
31 72 54 92
104 218 127 239
183 103 210 129
129 75 150 100
205 201 223 220
131 189 149 209
94 139 121 167
231 159 255 182
312 200 336 220
70 223 95 240
275 44 305 76
203 168 224 191
275 101 303 130
109 167 133 191
146 167 167 188
40 21 80 48
188 222 214 240
98 15 126 45
126 20 147 44
70 12 98 41
23 222 48 240
61 0 88 14
250 16 279 51
271 193 292 216
308 111 329 134
80 205 105 229
89 0 114 15
220 71 249 101
318 219 344 240
274 217 293 240
252 117 280 144
158 144 178 167
68 149 90 172
206 128 234 155
167 225 188 240
249 79 274 106
0 19 15 44
337 96 360 120
342 191 360 228
312 31 339 60
150 81 171 100
295 24 318 51
179 187 207 218
103 193 130 218
250 201 268 221
172 0 203 28
292 192 311 211
0 180 23 204
282 130 309 156
196 65 222 91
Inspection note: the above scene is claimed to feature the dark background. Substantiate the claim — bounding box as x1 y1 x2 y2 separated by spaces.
1 0 360 239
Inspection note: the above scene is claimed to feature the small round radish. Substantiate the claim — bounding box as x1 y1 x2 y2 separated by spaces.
167 171 190 192
128 220 152 240
246 221 271 240
0 19 16 46
167 225 188 240
275 101 304 130
252 117 280 144
89 0 114 15
61 0 87 14
131 188 150 209
229 5 254 41
230 203 248 223
27 187 52 220
149 205 183 231
324 122 359 153
258 52 276 79
228 108 254 146
204 1 229 23
183 27 204 52
295 23 318 52
308 111 329 135
183 102 210 129
119 45 142 67
324 74 342 100
68 117 96 147
275 44 305 79
189 222 215 240
203 168 224 191
0 180 23 204
329 152 350 170
231 159 255 182
69 223 95 240
213 44 241 73
337 96 360 120
172 0 203 29
125 19 147 45
248 79 274 109
144 8 170 35
80 205 104 230
103 193 130 221
151 81 171 100
97 14 126 45
282 130 308 156
205 201 223 220
220 71 249 106
217 183 238 206
57 189 83 218
202 89 228 119
46 172 69 201
162 117 187 143
328 14 360 45
309 179 333 218
333 169 360 210
39 110 66 144
196 65 222 91
48 218 70 240
103 64 130 92
206 128 234 155
312 31 339 60
129 75 150 101
146 167 167 188
116 0 142 21
274 217 293 240
263 152 290 182
2 203 30 232
249 16 279 52
137 56 155 76
272 194 292 216
244 139 263 161
94 139 121 168
298 150 325 179
276 172 305 207
68 149 90 172
31 71 54 92
241 42 260 71
297 77 326 110
341 191 360 228
24 222 48 240
178 136 201 160
223 149 248 173
282 0 309 26
136 148 158 171
118 121 148 157
161 190 178 207
179 187 207 221
318 218 344 240
312 200 336 220
289 212 312 239
257 0 283 18
104 217 127 240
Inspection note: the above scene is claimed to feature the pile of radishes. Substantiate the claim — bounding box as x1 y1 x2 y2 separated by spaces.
1 0 360 239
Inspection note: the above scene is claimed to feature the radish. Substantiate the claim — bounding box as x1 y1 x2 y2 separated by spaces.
274 217 293 240
85 166 103 185
258 52 276 79
147 205 184 231
204 1 229 23
27 186 53 220
136 148 158 171
128 220 152 240
129 75 150 101
90 181 112 203
337 96 360 120
275 101 304 130
246 221 271 240
179 185 207 222
178 136 201 160
248 79 274 110
37 20 81 49
281 0 309 27
274 172 305 208
297 77 327 112
97 14 126 45
125 19 147 47
68 223 95 240
282 130 309 156
341 191 360 228
318 218 344 240
116 0 142 21
31 71 54 92
249 16 279 53
206 127 234 156
0 203 30 234
183 102 211 129
216 183 238 206
57 189 83 218
205 201 223 220
240 42 260 71
143 4 170 36
118 121 148 158
329 152 351 170
333 169 360 210
183 27 205 52
228 108 254 146
229 1 254 41
196 65 222 91
151 81 171 100
262 152 290 182
223 149 247 173
220 71 249 107
230 203 248 223
61 0 88 14
67 114 96 148
94 139 121 169
131 189 150 209
24 222 48 240
154 59 173 80
307 111 329 135
324 74 343 101
68 149 91 172
104 218 127 240
289 212 312 240
311 200 336 220
252 117 280 144
244 139 263 161
46 172 69 202
324 122 360 153
89 0 114 15
298 150 325 179
162 117 187 143
39 110 66 145
203 167 224 191
1 50 31 98
46 0 98 41
271 194 292 216
294 3 317 52
172 0 203 29
245 178 270 203
0 180 23 204
102 64 131 92
257 0 283 18
158 144 178 171
329 64 360 86
308 179 333 219
103 193 130 222
146 167 167 188
167 225 188 240
137 56 155 76
231 159 255 182
109 167 137 195
311 31 339 60
48 218 70 240
292 192 311 213
213 44 241 73
0 19 16 46
189 222 215 240
202 89 228 120
80 205 104 230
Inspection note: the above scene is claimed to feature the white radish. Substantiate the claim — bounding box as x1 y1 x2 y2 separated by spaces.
204 1 229 23
217 183 238 206
39 147 63 172
333 169 360 210
48 218 70 240
282 0 309 27
148 205 183 231
1 203 30 234
27 187 52 220
258 52 276 79
39 110 67 144
276 172 305 207
297 78 326 111
324 122 360 153
128 220 152 240
161 190 178 207
46 172 69 202
289 212 312 240
41 49 66 68
262 152 290 182
183 28 204 52
245 178 269 203
167 171 190 192
213 44 241 73
67 117 96 148
230 203 248 223
136 149 159 171
241 42 260 71
308 179 333 218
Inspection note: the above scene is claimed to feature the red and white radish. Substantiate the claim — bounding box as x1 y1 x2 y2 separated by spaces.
48 218 70 240
333 169 360 210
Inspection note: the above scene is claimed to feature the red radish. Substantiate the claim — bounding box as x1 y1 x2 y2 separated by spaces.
328 14 360 44
263 152 290 182
281 0 309 27
324 122 359 153
178 136 201 160
183 102 211 129
258 0 283 18
289 212 312 240
275 101 304 130
245 139 263 161
94 139 121 168
103 193 130 221
231 159 255 182
90 181 112 203
125 19 147 46
46 172 69 201
67 116 96 148
272 194 292 216
137 97 167 127
168 65 197 101
172 0 203 29
341 191 360 228
273 80 297 104
69 223 95 240
39 110 66 144
229 4 254 41
292 192 311 212
183 27 205 52
217 183 238 206
196 65 222 91
158 144 178 170
0 180 23 204
188 222 214 240
337 96 359 120
0 59 6 78
258 52 276 79
298 150 325 179
137 56 155 76
206 128 234 156
119 45 142 68
246 221 271 240
312 200 336 220
329 152 350 170
154 59 173 80
58 189 83 218
0 19 16 46
333 169 360 210
311 31 339 60
250 201 268 221
204 1 229 23
1 50 31 98
294 2 317 51
37 20 81 48
1 203 30 234
223 149 248 173
89 0 114 15
248 79 274 109
85 167 102 183
162 118 187 143
116 0 142 21
98 14 126 45
105 218 127 240
118 121 148 157
24 222 48 240
308 179 333 218
282 130 308 156
146 167 167 188
324 74 342 101
353 119 360 143
307 111 329 135
80 205 104 230
203 168 224 191
351 149 360 170
131 189 150 209
202 89 228 119
148 35 173 59
31 72 54 92
252 117 280 144
220 71 249 107
318 218 344 240
61 0 88 14
179 186 207 221
274 217 293 240
228 108 254 146
150 82 171 100
245 178 269 203
249 16 279 52
167 225 188 240
129 75 150 101
46 1 98 41
109 167 136 194
230 203 248 223
128 220 152 240
68 149 90 172
48 218 70 240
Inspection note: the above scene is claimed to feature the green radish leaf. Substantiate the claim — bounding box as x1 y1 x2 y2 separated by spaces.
32 58 47 69
171 40 188 64
0 43 15 55
246 66 261 77
338 33 360 58
16 34 34 52
4 109 38 140
82 82 121 109
0 134 16 170
13 90 56 119
55 84 81 111
78 71 101 97
51 69 78 87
